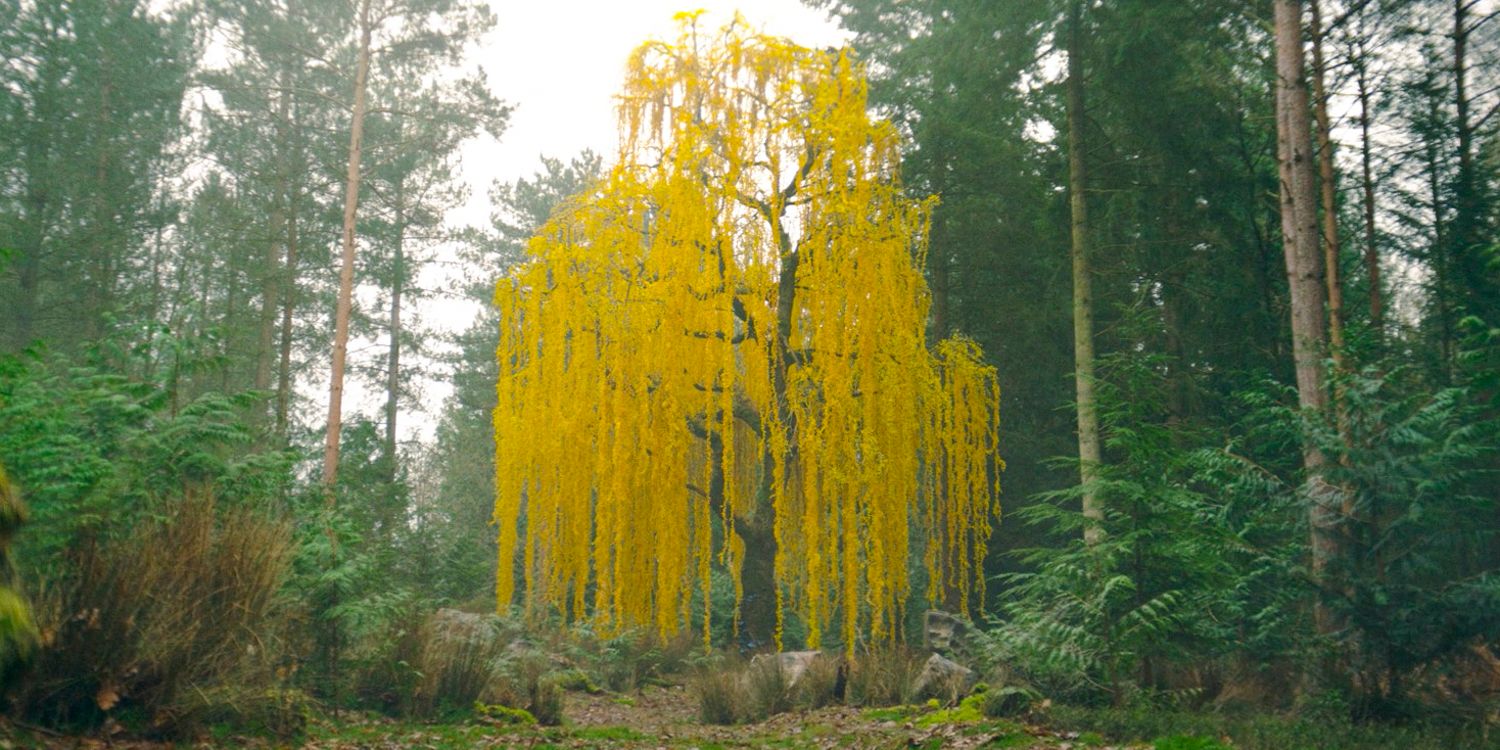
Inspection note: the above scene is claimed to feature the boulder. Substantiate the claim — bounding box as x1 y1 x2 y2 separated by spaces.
749 650 823 687
912 652 976 700
922 609 969 653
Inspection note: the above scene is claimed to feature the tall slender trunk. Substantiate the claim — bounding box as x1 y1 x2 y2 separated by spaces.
1275 0 1340 638
255 74 293 413
1354 29 1383 331
277 185 300 437
1453 0 1474 239
13 172 44 350
1427 115 1454 380
1067 0 1103 545
323 0 374 491
1310 0 1345 363
1450 0 1489 318
384 177 405 479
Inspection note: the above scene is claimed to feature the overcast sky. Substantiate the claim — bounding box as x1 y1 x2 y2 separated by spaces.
449 2 848 227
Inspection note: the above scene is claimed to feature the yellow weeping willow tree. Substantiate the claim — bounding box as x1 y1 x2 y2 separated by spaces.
494 14 1001 651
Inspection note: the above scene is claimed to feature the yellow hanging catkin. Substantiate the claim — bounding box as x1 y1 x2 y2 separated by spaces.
495 14 1001 650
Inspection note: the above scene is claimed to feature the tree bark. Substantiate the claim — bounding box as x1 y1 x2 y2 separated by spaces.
384 175 405 480
1426 89 1454 380
277 183 300 437
1275 0 1340 638
255 72 293 414
1067 0 1104 545
1354 28 1383 331
323 0 374 491
1310 0 1345 363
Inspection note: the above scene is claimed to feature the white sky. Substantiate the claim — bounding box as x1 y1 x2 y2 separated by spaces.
451 2 847 227
383 3 849 446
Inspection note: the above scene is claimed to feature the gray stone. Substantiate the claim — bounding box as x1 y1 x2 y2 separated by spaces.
923 609 970 653
912 652 976 700
749 650 823 687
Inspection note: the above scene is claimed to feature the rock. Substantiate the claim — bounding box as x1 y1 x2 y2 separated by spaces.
922 609 969 653
749 650 823 687
912 652 976 700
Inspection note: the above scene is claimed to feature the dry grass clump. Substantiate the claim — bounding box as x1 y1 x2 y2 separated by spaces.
793 653 844 710
407 608 508 717
846 643 924 707
482 651 564 726
17 494 293 735
692 651 846 724
693 658 752 725
404 609 563 725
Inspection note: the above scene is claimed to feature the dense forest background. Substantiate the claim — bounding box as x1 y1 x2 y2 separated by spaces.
1 0 1498 744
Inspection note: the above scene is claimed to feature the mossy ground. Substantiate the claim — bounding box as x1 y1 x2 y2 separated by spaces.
2 686 1489 749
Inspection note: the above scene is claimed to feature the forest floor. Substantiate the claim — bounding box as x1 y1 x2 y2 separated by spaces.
295 687 1116 750
297 685 1130 749
2 685 1146 749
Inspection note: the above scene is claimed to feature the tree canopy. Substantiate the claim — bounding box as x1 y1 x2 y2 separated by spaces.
493 15 1002 650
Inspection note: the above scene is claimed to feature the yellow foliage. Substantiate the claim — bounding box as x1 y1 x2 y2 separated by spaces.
494 16 1001 650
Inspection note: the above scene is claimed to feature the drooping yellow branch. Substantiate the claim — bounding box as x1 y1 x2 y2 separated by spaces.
495 16 1001 650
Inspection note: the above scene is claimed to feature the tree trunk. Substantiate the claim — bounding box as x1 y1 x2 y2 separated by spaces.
255 73 294 414
384 177 405 480
1453 0 1475 250
1427 90 1454 381
1310 0 1345 363
277 184 300 438
323 0 374 491
1067 0 1104 546
1274 0 1340 638
1354 29 1383 331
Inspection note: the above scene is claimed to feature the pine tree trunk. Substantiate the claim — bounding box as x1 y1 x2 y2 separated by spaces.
323 0 374 491
255 73 294 413
1354 29 1383 331
1310 0 1345 362
1275 0 1340 640
1427 90 1454 380
384 178 405 480
1067 0 1103 545
1453 0 1475 252
277 186 299 438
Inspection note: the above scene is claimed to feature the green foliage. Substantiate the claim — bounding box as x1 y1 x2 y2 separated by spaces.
0 346 296 567
992 351 1272 702
1313 365 1500 710
473 701 536 725
916 691 988 726
1154 736 1230 750
0 462 37 692
1050 703 1500 750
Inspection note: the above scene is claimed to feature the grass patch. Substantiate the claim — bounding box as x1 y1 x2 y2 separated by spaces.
1050 704 1500 750
569 725 651 741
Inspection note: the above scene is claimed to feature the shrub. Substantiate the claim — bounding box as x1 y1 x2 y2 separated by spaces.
792 653 843 710
15 494 292 735
692 659 749 725
0 462 37 694
744 656 795 719
488 651 564 726
846 644 924 707
407 608 508 718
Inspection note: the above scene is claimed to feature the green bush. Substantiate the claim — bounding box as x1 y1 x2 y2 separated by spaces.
0 462 37 696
